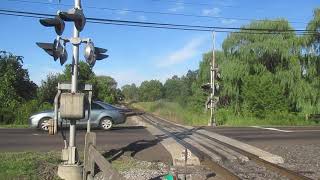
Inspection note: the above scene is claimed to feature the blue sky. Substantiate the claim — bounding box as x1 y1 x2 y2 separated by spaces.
0 0 319 87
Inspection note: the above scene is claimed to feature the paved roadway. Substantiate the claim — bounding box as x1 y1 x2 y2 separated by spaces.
205 126 320 146
1 124 319 161
0 125 172 163
1 125 319 151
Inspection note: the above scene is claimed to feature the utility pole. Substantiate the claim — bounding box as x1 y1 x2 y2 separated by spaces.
209 31 217 127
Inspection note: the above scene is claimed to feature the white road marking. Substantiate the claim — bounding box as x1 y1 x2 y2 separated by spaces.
294 130 320 132
251 126 293 132
32 133 40 136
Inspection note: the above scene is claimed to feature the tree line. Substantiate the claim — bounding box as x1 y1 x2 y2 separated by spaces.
122 8 320 122
0 52 122 125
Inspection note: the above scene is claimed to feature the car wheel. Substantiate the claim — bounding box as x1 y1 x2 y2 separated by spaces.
38 117 50 131
100 118 113 130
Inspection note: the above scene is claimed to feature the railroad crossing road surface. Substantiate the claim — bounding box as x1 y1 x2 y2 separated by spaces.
205 126 320 146
1 125 319 152
0 125 172 163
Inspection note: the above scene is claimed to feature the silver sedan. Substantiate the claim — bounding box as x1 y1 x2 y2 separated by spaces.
29 101 128 131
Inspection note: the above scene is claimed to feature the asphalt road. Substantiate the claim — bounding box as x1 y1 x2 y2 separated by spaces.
0 125 172 163
1 124 319 163
205 126 320 146
2 125 319 152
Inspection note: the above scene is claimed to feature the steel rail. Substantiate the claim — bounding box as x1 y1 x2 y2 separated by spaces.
141 113 312 180
140 114 241 180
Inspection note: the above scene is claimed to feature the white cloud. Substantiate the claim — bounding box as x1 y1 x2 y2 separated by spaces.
202 7 221 16
156 36 206 68
221 19 237 25
137 15 147 21
117 9 129 16
168 3 184 12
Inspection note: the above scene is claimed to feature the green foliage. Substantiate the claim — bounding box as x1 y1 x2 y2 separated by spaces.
133 101 209 126
37 73 64 104
0 152 60 179
163 75 190 104
138 80 163 101
15 100 52 125
121 84 139 102
0 52 38 124
94 75 119 104
243 74 287 118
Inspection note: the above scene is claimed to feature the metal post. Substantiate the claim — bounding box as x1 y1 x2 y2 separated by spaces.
68 0 81 165
209 31 217 127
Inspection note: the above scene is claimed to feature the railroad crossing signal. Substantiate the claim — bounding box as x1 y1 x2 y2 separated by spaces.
58 8 86 32
36 39 68 65
201 83 212 93
39 15 65 35
37 9 107 68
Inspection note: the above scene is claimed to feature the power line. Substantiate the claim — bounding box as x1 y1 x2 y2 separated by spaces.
0 9 315 33
5 0 308 25
0 9 317 36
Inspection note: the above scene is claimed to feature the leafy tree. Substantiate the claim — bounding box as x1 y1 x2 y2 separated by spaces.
122 84 139 102
37 73 63 104
0 51 37 124
62 61 95 84
243 73 287 118
221 19 305 113
301 8 320 113
94 75 118 103
164 76 184 101
139 80 163 101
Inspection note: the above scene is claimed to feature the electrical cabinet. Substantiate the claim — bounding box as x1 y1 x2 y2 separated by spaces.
60 93 85 119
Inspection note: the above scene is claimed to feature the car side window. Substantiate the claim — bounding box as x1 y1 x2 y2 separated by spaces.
92 103 104 110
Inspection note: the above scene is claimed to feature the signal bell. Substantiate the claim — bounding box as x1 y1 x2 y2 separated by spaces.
39 16 65 36
59 8 86 32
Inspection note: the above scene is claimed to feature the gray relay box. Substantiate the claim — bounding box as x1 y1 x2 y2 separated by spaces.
60 93 85 119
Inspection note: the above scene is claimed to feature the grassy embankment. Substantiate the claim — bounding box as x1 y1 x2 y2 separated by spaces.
0 124 29 128
0 152 61 180
0 151 158 179
132 101 319 126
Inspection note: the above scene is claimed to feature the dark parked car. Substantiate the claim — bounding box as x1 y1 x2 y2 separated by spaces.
29 101 128 131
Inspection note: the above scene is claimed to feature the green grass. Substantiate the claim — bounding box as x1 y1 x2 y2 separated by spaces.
0 124 29 128
216 109 319 126
0 151 61 180
133 101 319 126
133 101 210 126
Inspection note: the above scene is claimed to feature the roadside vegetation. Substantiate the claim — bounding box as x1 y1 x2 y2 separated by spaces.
133 101 318 126
0 151 159 180
0 152 61 180
125 8 320 126
0 51 124 127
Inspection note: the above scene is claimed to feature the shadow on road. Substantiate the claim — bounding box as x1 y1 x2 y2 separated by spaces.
102 134 169 162
110 126 146 131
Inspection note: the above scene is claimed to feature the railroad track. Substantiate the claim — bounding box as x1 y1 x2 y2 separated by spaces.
139 113 312 180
